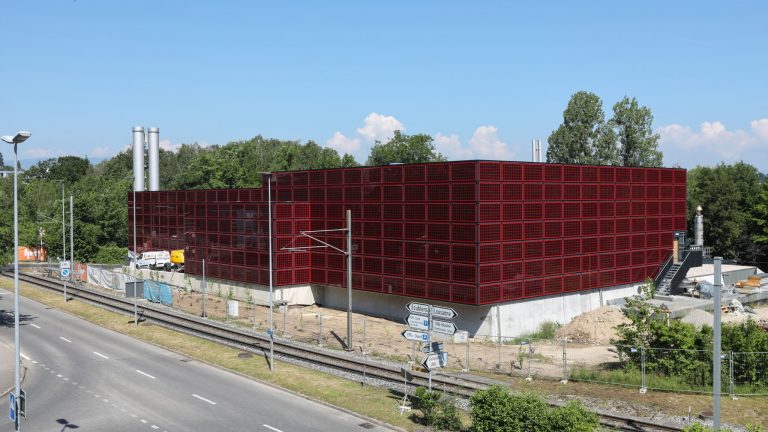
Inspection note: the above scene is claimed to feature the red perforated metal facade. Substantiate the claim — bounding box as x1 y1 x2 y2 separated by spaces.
129 161 687 305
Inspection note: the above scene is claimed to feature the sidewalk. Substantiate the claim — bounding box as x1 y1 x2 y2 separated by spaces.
0 339 15 395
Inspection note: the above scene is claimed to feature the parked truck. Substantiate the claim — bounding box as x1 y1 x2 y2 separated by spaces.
129 250 172 270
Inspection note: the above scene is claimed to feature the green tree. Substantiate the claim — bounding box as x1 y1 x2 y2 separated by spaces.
544 400 599 432
23 156 92 184
753 179 768 246
610 96 663 167
547 91 617 165
366 130 446 166
687 162 763 261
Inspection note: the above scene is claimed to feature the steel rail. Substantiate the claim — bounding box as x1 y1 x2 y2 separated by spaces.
7 270 683 431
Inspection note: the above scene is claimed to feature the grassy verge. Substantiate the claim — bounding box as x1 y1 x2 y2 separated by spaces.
2 278 464 431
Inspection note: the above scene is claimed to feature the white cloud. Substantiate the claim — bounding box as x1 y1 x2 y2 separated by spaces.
90 146 112 157
657 120 763 160
751 118 768 141
434 133 473 160
159 139 181 152
325 132 361 154
468 125 514 160
21 148 63 159
356 112 404 142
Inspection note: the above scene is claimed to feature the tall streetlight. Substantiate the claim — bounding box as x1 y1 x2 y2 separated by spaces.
259 172 275 372
132 176 138 326
2 130 31 432
61 182 67 301
69 195 74 288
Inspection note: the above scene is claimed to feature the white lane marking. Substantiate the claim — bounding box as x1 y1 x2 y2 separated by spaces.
136 370 156 380
130 414 138 418
192 394 217 405
30 324 40 329
59 336 72 343
20 353 31 361
140 419 148 424
93 352 109 359
151 426 159 430
56 374 63 378
264 425 283 432
31 360 37 364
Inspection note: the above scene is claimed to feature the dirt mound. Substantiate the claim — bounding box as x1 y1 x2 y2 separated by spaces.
681 309 714 329
555 305 629 345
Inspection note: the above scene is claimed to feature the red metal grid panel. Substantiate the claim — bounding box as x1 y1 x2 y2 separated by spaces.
132 162 685 307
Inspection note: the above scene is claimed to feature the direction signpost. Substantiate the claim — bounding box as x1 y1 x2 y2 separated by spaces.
402 302 460 390
401 330 429 342
9 393 16 425
406 314 429 331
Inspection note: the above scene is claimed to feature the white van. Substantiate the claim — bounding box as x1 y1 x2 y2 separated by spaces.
134 251 172 270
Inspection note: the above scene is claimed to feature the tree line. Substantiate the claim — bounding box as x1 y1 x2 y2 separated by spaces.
1 91 766 266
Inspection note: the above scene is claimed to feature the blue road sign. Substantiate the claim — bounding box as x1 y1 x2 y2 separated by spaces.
267 329 273 337
9 393 16 422
61 268 70 278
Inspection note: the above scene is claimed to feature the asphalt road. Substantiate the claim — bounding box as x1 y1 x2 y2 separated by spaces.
0 288 391 432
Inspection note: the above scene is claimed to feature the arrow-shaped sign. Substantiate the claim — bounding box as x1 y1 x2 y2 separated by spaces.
401 330 429 342
432 319 457 335
430 306 458 320
422 353 442 370
406 314 429 331
406 301 430 315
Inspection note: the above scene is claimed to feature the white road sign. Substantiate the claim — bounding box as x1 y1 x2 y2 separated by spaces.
430 306 458 320
60 260 70 270
406 302 430 316
422 353 442 370
406 314 429 331
401 330 429 342
432 319 457 335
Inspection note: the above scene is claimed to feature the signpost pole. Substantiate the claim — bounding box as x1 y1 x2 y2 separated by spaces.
201 258 206 318
428 305 433 391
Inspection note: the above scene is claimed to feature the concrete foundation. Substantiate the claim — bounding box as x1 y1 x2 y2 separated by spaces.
131 268 645 338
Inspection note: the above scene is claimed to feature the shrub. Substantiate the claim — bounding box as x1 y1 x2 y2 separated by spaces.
470 386 549 432
92 244 128 264
414 387 461 431
545 400 599 432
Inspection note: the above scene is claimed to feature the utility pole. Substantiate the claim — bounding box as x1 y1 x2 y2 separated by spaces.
713 257 722 431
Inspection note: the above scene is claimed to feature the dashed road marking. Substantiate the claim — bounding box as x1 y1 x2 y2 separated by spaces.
30 324 40 329
151 426 159 430
136 370 156 380
59 336 72 343
93 352 109 359
20 353 31 361
264 425 283 432
141 419 148 424
192 394 217 405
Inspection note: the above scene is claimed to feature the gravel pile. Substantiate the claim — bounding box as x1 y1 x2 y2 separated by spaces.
555 305 628 344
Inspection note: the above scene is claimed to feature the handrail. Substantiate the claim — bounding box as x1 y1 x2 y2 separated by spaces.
654 254 673 287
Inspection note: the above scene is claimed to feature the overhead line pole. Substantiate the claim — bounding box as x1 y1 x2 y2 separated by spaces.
69 195 74 291
62 184 67 301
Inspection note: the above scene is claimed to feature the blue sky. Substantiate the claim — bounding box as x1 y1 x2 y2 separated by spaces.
1 1 767 171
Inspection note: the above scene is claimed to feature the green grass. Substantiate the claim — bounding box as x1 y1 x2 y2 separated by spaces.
506 321 561 344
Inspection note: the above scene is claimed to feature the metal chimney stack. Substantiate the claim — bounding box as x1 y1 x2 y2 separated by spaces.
531 139 543 162
132 127 145 192
148 127 160 191
694 205 704 246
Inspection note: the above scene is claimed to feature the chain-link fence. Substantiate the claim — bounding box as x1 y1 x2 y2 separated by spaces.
27 264 768 396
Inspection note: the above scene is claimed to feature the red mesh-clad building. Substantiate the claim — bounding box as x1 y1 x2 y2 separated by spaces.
129 161 687 306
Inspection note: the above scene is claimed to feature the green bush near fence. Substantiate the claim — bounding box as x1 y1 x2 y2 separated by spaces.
469 385 598 432
413 387 462 432
611 295 768 391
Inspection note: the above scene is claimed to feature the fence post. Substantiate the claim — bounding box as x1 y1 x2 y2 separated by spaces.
318 314 323 346
640 347 647 394
361 318 367 354
525 342 533 381
729 351 735 400
465 338 470 372
561 338 568 384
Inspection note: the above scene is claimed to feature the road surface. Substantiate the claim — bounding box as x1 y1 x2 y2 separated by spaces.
0 287 390 431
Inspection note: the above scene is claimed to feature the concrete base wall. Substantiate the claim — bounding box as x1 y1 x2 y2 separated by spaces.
317 281 645 338
129 268 643 338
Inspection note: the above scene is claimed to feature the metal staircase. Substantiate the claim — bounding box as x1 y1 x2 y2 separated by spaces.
656 262 682 296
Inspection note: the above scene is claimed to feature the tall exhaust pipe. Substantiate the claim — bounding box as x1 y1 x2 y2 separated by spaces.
148 127 160 191
694 205 704 246
132 127 145 192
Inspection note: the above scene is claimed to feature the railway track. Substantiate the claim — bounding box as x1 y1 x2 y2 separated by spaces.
6 270 684 431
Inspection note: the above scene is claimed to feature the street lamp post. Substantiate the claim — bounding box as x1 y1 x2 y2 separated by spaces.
2 131 31 432
70 195 74 287
62 183 67 301
133 179 138 326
